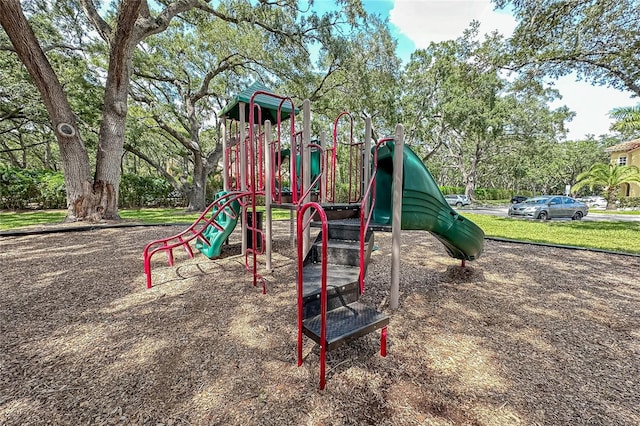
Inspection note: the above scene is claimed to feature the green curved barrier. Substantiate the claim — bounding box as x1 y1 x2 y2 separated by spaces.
279 147 322 190
195 191 241 259
372 142 484 261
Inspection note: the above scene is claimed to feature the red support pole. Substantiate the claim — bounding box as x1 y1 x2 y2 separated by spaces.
381 326 387 357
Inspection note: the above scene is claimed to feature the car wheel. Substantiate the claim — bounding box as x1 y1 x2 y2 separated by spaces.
538 211 548 220
455 202 462 207
572 211 583 220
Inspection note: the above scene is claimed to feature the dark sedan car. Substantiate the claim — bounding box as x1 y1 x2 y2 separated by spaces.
508 195 588 220
510 195 528 204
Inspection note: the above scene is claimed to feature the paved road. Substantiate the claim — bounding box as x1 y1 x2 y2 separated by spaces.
463 205 640 222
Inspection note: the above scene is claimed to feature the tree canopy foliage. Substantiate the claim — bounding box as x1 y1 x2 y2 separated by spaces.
402 24 574 198
494 0 640 96
610 104 640 134
572 163 640 207
0 0 370 218
1 0 635 214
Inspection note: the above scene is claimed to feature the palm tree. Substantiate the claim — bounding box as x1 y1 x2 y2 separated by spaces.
572 163 640 209
610 104 640 132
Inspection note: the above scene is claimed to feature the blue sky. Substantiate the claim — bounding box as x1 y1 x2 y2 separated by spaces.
319 0 636 139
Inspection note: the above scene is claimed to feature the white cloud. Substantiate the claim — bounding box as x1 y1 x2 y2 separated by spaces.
389 0 517 47
387 0 636 140
550 76 634 138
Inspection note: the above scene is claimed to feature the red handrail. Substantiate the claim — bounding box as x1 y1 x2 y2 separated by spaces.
143 191 246 288
348 139 364 203
296 202 329 389
248 92 296 290
297 143 325 203
225 127 242 191
290 131 303 203
330 112 353 202
359 137 394 294
332 111 361 203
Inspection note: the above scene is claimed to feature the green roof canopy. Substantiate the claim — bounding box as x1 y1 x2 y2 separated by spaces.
220 81 298 124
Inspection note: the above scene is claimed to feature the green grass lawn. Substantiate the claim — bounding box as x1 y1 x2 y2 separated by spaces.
2 208 639 255
0 207 292 230
592 209 640 215
0 210 67 229
464 213 640 255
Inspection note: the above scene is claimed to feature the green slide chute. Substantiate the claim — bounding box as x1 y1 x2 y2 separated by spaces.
195 191 241 259
372 142 484 261
278 147 322 190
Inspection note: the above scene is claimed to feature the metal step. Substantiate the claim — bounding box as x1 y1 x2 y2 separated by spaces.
302 263 360 318
312 203 360 221
311 238 361 266
302 301 389 351
325 222 369 241
312 218 392 233
302 263 360 295
306 225 374 266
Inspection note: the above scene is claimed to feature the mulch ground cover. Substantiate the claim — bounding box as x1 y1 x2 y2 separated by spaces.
1 221 639 425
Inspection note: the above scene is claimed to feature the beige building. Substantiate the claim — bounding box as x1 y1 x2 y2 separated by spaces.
605 137 640 197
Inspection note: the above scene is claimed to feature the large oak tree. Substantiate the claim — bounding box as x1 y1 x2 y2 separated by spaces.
1 0 204 220
494 0 640 97
1 0 361 220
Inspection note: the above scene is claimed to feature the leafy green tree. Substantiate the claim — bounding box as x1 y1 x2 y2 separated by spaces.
558 139 610 192
572 163 640 208
1 0 189 221
403 24 571 199
127 15 295 211
282 13 401 138
0 15 62 170
494 0 640 96
123 3 372 211
1 0 359 221
610 104 640 134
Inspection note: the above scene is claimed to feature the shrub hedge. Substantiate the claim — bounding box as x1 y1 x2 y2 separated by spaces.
119 174 185 208
0 166 65 209
439 186 531 200
618 197 640 209
3 165 635 209
0 166 185 209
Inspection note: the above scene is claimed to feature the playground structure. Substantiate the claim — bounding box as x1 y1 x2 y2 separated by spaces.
143 82 485 389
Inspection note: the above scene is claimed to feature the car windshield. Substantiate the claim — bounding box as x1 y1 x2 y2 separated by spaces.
523 197 549 204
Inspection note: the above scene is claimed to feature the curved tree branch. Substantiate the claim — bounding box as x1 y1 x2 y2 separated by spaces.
79 0 113 43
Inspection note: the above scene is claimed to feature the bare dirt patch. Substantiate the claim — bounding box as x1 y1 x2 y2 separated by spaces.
1 222 639 425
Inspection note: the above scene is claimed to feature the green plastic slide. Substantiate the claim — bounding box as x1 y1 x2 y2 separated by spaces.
372 142 484 261
278 147 322 190
195 191 241 259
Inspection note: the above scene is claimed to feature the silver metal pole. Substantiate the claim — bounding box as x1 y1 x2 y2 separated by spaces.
390 124 404 310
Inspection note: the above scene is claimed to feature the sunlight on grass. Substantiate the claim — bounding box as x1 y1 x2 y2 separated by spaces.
0 207 292 230
2 208 638 254
0 210 66 230
119 208 202 224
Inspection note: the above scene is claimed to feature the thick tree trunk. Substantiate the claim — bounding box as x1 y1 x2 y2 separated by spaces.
187 153 207 211
91 0 143 219
0 0 94 221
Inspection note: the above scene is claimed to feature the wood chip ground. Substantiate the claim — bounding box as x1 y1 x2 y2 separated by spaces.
1 221 639 425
